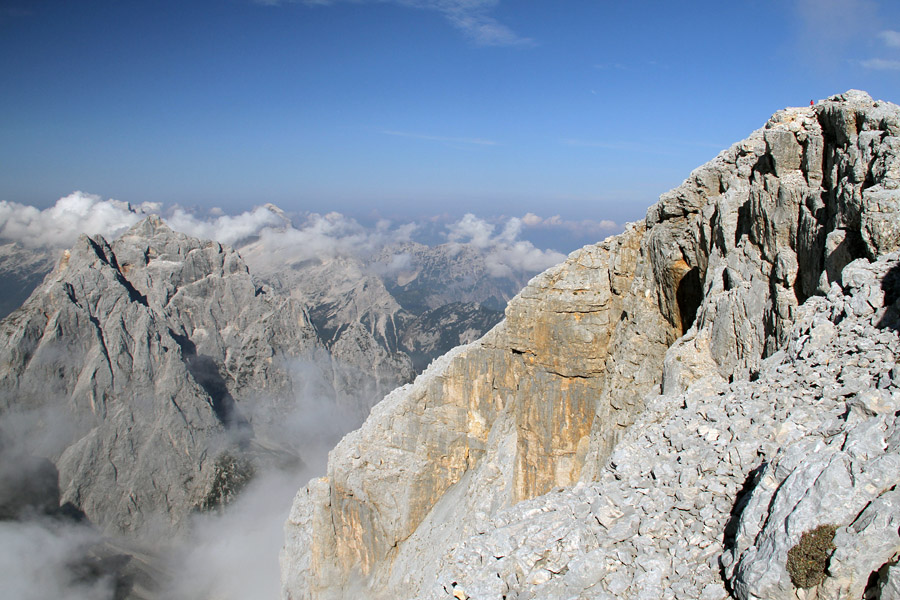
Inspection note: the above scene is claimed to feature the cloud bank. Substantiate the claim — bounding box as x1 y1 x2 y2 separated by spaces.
163 356 365 600
165 204 290 247
446 213 566 277
0 520 114 600
0 192 616 280
0 192 160 249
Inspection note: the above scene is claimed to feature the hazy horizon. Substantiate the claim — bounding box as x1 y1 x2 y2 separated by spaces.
0 191 624 258
3 0 899 229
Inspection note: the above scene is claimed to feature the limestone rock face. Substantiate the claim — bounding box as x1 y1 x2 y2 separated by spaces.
424 252 900 600
0 217 329 536
723 259 900 599
281 91 900 599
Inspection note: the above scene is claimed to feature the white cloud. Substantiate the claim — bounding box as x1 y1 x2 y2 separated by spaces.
263 211 416 259
521 212 542 227
165 204 289 246
858 29 900 71
237 211 420 278
861 58 900 70
519 212 619 237
0 520 113 600
483 240 558 277
284 0 532 46
446 212 498 248
161 356 368 600
0 192 160 249
878 30 900 47
1 192 578 282
445 213 565 277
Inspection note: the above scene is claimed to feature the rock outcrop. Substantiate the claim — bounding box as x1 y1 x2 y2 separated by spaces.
281 90 900 599
0 217 330 536
422 253 900 600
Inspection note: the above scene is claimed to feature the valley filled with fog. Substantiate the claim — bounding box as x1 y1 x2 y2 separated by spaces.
0 192 606 599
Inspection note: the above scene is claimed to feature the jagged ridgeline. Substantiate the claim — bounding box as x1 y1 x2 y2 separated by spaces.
281 91 900 600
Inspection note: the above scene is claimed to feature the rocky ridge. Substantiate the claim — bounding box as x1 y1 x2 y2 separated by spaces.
0 213 529 420
281 91 900 599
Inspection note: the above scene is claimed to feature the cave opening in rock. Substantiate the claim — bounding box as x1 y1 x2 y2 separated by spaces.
677 267 702 334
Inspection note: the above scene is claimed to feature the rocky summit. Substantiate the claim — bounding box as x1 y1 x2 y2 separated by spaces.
281 90 900 599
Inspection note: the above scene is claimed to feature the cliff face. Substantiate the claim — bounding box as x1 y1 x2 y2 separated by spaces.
281 91 900 599
0 217 329 536
250 252 416 418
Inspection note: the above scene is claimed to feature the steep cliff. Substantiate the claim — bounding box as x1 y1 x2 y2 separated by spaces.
0 217 330 536
281 91 900 599
247 250 416 419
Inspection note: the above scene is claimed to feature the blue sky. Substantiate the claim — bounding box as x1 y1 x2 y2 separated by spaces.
2 0 899 235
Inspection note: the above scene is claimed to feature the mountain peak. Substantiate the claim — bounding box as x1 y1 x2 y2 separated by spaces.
0 219 328 536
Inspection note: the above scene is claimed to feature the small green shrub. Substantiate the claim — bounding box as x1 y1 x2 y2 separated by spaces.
786 524 838 588
199 452 254 512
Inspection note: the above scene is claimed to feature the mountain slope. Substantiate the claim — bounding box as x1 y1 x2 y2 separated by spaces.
375 241 532 313
253 253 416 416
240 237 530 412
0 217 329 536
281 91 900 599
